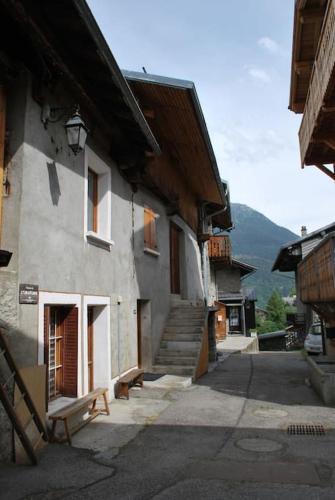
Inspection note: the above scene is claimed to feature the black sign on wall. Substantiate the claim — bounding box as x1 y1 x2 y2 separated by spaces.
19 284 39 304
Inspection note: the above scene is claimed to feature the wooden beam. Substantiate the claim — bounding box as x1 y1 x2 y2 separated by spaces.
294 60 313 75
0 86 5 244
300 8 325 24
143 108 155 119
315 163 335 181
322 138 335 151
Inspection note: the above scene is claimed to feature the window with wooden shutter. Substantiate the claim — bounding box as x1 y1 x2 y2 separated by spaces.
144 207 157 250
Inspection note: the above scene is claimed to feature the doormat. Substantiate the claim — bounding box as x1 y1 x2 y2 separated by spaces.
143 373 165 382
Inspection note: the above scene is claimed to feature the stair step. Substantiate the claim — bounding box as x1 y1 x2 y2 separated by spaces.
165 326 203 334
158 349 198 357
152 365 195 376
156 356 196 366
167 319 204 326
161 340 201 350
162 333 202 342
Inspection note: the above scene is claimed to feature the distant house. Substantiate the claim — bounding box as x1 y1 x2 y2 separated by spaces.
208 239 257 340
258 331 288 352
272 223 335 334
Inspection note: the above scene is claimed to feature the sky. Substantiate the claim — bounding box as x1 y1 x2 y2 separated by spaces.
87 0 334 235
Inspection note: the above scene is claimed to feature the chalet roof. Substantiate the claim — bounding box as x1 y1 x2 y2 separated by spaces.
232 259 257 278
258 330 287 340
123 71 231 229
289 0 328 113
272 220 335 272
0 0 159 159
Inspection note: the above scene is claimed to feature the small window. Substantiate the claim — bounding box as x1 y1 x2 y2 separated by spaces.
144 207 157 251
87 168 98 233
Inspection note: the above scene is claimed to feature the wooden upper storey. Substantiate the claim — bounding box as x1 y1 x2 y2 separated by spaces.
208 236 231 264
124 72 230 233
298 232 335 305
290 0 328 114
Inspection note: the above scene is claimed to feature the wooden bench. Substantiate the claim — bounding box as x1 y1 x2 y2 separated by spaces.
115 369 144 400
48 387 109 445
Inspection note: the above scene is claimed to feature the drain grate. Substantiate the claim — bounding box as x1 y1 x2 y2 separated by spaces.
287 424 325 436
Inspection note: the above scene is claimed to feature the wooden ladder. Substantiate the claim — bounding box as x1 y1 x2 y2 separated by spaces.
0 329 48 465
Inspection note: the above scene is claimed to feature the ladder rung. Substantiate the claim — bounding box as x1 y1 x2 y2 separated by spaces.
22 414 34 431
13 392 26 410
2 371 16 389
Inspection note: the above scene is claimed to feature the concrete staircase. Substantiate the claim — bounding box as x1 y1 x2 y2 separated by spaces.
152 299 206 378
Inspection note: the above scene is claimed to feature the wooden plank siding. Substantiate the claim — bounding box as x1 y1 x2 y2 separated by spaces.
299 0 335 167
127 80 225 233
208 236 231 264
298 235 335 304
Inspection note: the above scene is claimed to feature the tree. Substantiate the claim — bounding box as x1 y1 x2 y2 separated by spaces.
266 291 286 328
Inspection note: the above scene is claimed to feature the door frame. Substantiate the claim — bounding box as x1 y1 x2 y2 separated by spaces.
170 221 181 294
83 296 111 396
38 292 82 395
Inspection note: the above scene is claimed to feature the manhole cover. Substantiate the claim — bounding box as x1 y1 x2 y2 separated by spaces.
287 424 325 436
236 438 283 452
253 408 288 418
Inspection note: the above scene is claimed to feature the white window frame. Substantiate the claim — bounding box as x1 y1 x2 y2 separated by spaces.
84 146 114 250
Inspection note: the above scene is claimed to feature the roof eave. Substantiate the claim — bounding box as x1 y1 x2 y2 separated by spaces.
72 1 160 155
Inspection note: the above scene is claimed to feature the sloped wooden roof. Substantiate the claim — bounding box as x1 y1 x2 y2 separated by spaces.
124 72 231 229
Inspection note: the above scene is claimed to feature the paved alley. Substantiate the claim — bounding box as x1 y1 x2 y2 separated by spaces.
1 352 335 499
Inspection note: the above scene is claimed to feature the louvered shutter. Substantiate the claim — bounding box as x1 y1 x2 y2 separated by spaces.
62 307 78 397
43 306 50 409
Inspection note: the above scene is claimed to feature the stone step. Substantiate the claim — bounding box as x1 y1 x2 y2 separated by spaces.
169 314 205 321
156 356 196 366
162 333 202 342
152 365 195 376
158 349 198 357
167 318 204 326
160 340 201 350
164 325 203 334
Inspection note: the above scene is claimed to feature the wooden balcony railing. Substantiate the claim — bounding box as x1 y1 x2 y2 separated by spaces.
298 234 335 304
208 236 231 264
299 0 335 165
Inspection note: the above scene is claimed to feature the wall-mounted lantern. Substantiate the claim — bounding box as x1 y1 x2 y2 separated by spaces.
64 107 88 155
41 104 88 155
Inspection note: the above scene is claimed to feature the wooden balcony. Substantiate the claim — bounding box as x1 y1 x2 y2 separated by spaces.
299 0 335 169
208 236 231 264
298 233 335 319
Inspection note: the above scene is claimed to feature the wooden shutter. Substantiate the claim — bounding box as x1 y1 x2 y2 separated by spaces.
43 306 50 409
62 307 78 397
144 207 157 250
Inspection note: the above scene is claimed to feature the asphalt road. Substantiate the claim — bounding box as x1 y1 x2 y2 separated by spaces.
1 351 335 499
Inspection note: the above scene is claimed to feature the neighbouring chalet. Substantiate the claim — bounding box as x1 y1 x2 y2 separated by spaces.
0 0 232 462
207 235 257 340
272 223 335 335
290 0 335 181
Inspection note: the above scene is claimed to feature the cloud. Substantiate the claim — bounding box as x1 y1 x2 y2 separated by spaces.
258 36 279 53
246 66 271 84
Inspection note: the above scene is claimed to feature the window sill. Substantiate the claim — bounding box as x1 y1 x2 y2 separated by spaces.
144 247 160 257
86 232 115 251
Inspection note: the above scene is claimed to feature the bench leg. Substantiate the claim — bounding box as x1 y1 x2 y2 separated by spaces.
49 420 57 442
63 419 72 446
102 391 110 415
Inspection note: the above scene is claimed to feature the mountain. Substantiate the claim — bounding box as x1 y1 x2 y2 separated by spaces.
228 203 299 308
